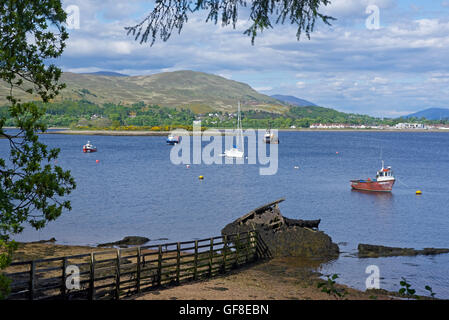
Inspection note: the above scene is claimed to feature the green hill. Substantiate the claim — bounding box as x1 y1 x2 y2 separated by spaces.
0 70 287 114
1 69 406 129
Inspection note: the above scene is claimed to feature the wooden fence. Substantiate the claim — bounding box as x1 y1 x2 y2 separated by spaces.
5 230 270 300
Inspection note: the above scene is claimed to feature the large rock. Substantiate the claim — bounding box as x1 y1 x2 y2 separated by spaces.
358 244 449 258
221 198 339 259
98 236 150 247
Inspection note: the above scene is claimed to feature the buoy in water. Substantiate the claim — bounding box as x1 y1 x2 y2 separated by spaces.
294 166 299 169
416 190 422 195
96 160 100 163
199 175 204 180
336 151 339 154
186 165 190 168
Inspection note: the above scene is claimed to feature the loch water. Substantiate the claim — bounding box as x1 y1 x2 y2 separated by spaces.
3 130 449 298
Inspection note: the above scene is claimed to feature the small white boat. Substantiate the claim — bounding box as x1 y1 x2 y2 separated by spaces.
166 134 180 145
263 129 279 144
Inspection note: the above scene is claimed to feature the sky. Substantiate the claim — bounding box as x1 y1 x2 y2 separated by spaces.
58 0 449 117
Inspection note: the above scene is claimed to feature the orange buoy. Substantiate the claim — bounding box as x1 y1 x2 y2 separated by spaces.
96 160 100 163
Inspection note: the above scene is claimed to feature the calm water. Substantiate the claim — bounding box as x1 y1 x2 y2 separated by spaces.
2 131 449 298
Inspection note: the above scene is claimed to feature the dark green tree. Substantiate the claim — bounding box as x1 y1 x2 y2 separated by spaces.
0 0 76 299
126 0 335 45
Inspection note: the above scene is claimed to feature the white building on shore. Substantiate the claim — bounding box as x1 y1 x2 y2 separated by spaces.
394 123 427 129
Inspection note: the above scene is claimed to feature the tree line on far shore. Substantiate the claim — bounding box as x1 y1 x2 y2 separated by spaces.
1 100 446 131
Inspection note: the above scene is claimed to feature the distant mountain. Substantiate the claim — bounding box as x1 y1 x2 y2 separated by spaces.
271 94 317 107
82 71 129 77
405 108 449 120
0 70 287 114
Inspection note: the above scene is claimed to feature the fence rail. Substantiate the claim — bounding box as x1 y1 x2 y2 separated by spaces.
5 230 266 300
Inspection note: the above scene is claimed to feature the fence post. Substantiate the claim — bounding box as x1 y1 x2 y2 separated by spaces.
246 231 251 263
157 245 162 286
115 249 121 300
29 261 35 300
176 242 181 284
89 253 95 300
61 257 67 299
235 232 240 267
136 246 141 294
250 230 256 260
193 240 198 280
209 238 214 276
222 235 228 273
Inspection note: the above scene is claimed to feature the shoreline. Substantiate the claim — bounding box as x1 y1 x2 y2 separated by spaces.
5 241 408 300
38 128 449 136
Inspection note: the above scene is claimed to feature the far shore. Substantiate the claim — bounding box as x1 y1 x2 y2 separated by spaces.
38 128 449 136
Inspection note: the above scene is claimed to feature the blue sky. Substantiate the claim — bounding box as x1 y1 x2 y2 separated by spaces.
58 0 449 117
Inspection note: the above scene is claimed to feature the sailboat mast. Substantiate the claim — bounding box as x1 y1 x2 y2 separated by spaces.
237 101 243 150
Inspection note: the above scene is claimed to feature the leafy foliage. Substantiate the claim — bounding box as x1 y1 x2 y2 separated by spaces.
424 285 436 298
317 274 347 298
0 0 75 299
398 277 416 299
126 0 335 45
0 240 17 299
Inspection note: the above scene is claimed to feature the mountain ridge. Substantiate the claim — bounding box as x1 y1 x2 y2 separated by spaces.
82 71 129 77
0 70 288 114
270 94 317 107
405 108 449 120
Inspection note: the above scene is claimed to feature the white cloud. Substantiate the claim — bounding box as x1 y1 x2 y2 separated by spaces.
372 77 389 84
217 73 232 79
254 86 273 92
296 81 306 89
321 0 395 19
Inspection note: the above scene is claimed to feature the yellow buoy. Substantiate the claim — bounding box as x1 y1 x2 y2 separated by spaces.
199 176 204 180
416 190 422 195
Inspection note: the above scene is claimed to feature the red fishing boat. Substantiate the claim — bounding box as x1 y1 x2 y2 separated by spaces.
83 141 97 153
350 161 395 192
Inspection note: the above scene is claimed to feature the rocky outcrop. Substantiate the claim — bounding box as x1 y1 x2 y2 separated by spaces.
29 238 57 244
358 244 449 258
98 236 150 248
221 198 339 260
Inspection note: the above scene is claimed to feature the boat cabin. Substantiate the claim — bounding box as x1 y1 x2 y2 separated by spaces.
376 166 394 180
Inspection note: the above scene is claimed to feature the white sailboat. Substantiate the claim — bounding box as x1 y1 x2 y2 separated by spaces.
224 102 244 158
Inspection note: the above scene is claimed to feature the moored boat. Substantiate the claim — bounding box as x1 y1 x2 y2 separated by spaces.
166 134 180 145
263 129 279 144
350 161 395 192
83 141 97 153
224 102 244 158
